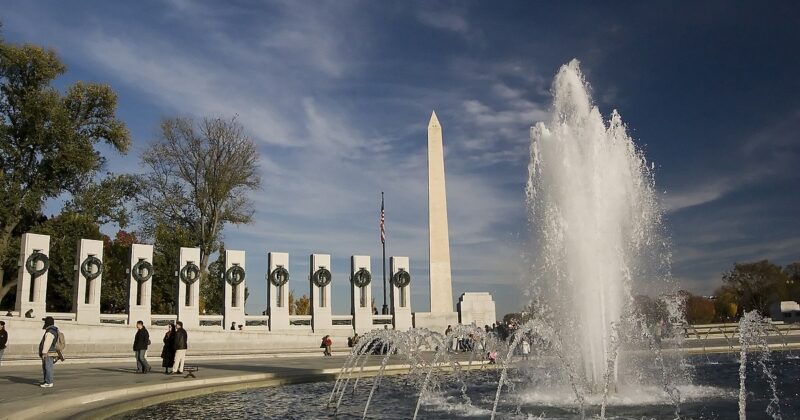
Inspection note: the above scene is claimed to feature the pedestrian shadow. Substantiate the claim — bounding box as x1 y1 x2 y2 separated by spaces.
91 367 139 374
3 375 40 386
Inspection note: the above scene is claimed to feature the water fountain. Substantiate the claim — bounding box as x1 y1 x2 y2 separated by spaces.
119 60 798 420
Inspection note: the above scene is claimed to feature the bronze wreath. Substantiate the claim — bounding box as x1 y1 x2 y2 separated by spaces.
25 251 50 278
269 265 289 287
391 268 411 288
351 267 372 288
80 255 103 280
225 265 246 286
312 267 332 288
132 259 154 283
180 262 200 285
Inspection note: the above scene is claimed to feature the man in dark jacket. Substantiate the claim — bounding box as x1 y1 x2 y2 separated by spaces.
172 321 188 374
39 316 58 387
133 321 151 373
0 321 7 366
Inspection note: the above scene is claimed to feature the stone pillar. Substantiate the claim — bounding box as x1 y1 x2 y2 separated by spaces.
224 250 246 330
309 253 332 332
127 244 154 326
457 292 497 328
390 256 413 331
350 255 373 334
72 239 103 324
15 233 51 318
267 252 290 331
177 247 201 329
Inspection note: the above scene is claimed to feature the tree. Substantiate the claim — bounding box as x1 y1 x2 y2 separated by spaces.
150 223 196 314
712 285 739 322
784 262 800 302
685 295 715 324
137 116 261 310
288 289 310 315
31 213 102 312
202 245 226 314
102 230 137 313
0 38 131 305
722 260 789 316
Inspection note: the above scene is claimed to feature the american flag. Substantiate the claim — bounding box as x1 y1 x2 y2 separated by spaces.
380 193 385 244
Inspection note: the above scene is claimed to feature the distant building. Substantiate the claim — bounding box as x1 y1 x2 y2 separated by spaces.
769 301 800 323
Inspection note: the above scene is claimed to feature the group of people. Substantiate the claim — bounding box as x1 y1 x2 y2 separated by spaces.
133 321 189 374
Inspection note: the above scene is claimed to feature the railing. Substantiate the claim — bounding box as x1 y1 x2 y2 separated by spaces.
332 315 353 326
151 314 178 326
45 312 76 322
288 315 312 326
372 314 393 325
199 314 223 327
245 315 269 328
100 313 127 324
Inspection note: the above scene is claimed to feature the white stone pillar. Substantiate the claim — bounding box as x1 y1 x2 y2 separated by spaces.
390 256 413 331
457 292 497 328
72 239 103 324
267 252 290 331
350 255 373 334
14 233 51 318
127 244 154 326
224 249 246 330
177 247 201 329
310 253 332 332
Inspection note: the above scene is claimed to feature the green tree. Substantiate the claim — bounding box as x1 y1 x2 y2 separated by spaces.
722 260 789 316
137 116 260 310
784 262 800 302
101 230 137 313
202 245 226 314
31 213 102 312
150 223 198 314
712 285 739 322
0 37 131 305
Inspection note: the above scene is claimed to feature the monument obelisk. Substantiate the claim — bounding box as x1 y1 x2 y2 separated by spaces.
427 111 454 313
413 111 459 331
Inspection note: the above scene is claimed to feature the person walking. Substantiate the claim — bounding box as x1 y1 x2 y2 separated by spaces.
521 338 531 361
133 321 151 373
0 321 7 366
161 323 176 374
321 335 332 356
39 316 58 387
172 321 188 374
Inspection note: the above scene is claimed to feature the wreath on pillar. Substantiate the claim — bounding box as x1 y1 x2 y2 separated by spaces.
269 265 289 287
225 265 246 286
351 268 372 288
391 269 411 288
25 251 50 278
180 262 200 285
80 255 103 280
312 267 332 288
132 259 154 283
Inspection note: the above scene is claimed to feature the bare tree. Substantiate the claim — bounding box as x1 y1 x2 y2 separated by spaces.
138 116 261 309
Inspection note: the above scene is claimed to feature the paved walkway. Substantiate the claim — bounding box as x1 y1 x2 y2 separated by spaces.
0 354 411 420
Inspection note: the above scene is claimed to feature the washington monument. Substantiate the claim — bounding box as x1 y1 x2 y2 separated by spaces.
427 111 454 313
413 111 459 330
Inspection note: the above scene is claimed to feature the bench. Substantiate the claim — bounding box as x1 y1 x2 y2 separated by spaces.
182 364 199 378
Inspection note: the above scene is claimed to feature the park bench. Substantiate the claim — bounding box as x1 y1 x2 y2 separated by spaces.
182 364 199 378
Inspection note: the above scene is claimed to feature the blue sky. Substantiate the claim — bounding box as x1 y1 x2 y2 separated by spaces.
2 1 799 316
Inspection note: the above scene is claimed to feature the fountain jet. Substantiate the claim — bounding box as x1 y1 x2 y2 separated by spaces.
526 59 663 389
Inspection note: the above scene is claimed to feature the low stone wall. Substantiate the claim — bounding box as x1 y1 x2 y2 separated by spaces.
0 317 351 359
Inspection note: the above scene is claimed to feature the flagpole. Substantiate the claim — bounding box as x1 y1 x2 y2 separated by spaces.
381 192 389 315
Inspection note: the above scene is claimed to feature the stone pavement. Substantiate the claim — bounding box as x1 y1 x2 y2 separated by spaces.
0 354 422 420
